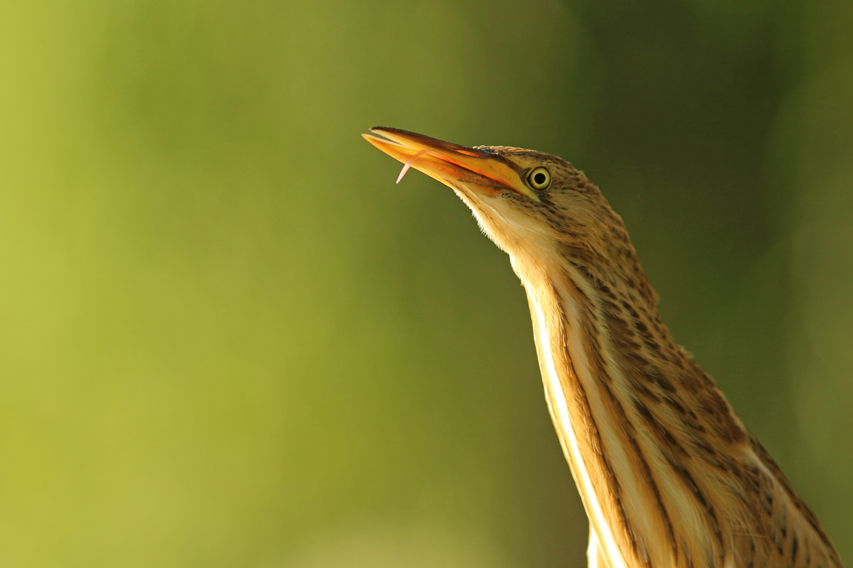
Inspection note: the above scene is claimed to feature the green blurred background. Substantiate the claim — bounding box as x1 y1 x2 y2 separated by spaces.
1 0 851 566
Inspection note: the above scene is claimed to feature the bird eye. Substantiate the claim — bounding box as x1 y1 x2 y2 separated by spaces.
527 167 551 190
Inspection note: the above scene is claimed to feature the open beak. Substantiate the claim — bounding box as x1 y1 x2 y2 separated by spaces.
362 127 538 201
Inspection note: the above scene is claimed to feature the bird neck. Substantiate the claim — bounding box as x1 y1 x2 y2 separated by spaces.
512 245 744 568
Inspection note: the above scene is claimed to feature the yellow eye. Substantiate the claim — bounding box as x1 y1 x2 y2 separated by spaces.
527 167 551 190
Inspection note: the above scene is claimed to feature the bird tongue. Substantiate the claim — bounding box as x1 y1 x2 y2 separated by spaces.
396 149 428 184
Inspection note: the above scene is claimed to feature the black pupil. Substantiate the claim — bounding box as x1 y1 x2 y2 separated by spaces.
534 172 547 186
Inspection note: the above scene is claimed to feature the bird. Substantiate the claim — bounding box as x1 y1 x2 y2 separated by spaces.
363 127 843 568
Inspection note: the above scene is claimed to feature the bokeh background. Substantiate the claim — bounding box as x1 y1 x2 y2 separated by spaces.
1 0 852 566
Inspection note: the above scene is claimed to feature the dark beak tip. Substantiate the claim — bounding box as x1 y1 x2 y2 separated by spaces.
370 126 405 135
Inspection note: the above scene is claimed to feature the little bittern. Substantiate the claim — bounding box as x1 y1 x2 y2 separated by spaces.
363 128 842 568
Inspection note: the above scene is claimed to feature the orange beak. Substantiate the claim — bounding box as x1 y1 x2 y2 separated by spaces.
362 127 539 201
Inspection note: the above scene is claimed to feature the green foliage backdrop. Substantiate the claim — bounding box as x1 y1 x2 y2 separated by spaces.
1 1 851 566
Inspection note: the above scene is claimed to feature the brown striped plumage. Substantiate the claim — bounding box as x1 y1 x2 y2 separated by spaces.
363 128 843 568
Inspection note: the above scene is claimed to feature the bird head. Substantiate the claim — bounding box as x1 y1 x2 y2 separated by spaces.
363 127 647 299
